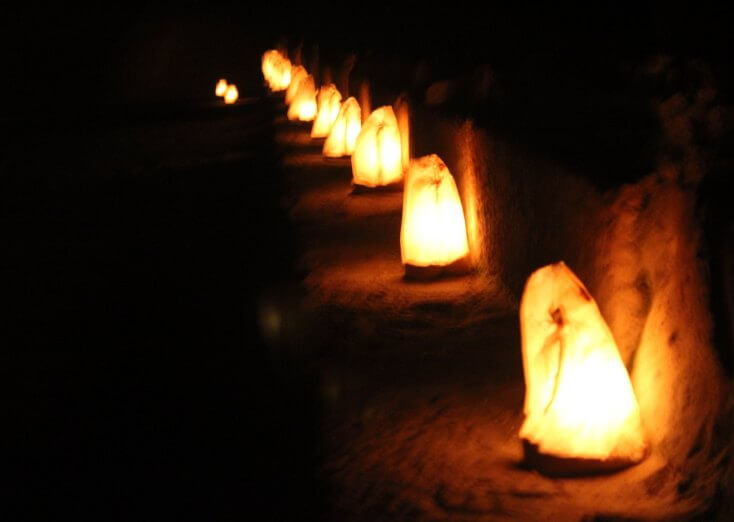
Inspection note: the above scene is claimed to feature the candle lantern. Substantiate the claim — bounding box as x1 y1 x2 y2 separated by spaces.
323 97 361 157
224 84 239 104
400 155 470 277
285 65 307 105
261 50 292 92
287 75 317 121
311 84 342 138
261 50 277 84
519 262 647 474
351 106 403 188
215 79 228 97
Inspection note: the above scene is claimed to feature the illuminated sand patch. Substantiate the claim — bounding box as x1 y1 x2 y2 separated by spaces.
323 363 688 521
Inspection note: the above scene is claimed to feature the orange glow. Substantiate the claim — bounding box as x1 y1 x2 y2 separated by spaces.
285 65 307 105
359 81 371 123
224 84 239 104
395 96 411 172
215 79 228 97
401 155 470 269
261 50 292 91
261 50 278 84
287 74 317 121
323 97 361 157
351 106 403 187
311 84 342 138
261 50 276 76
455 123 484 270
520 262 647 469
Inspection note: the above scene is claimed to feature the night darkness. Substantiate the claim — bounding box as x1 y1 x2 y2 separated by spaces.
4 4 734 521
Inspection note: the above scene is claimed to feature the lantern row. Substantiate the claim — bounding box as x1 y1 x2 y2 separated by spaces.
260 49 471 278
256 49 648 475
215 78 239 104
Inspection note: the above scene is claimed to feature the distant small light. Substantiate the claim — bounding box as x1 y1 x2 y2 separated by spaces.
215 78 228 97
224 84 239 104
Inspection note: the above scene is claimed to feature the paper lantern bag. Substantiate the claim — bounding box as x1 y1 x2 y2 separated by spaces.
520 262 647 474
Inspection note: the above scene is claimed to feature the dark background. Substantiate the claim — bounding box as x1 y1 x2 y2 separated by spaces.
4 4 733 520
3 5 733 110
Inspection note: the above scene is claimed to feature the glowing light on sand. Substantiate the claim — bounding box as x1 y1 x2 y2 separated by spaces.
311 84 342 138
323 97 362 157
520 262 647 472
351 106 402 188
224 84 239 104
287 74 317 121
285 65 307 105
401 155 470 271
215 79 228 97
261 50 292 92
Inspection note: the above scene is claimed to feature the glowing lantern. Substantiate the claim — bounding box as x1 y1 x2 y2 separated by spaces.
323 97 361 157
400 155 470 276
311 84 342 138
261 50 277 81
287 74 317 121
270 57 292 92
285 65 307 105
215 79 228 97
224 84 239 104
261 50 292 92
519 262 647 474
351 106 403 188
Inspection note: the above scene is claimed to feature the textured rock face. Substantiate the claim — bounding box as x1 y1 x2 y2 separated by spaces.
593 179 724 467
